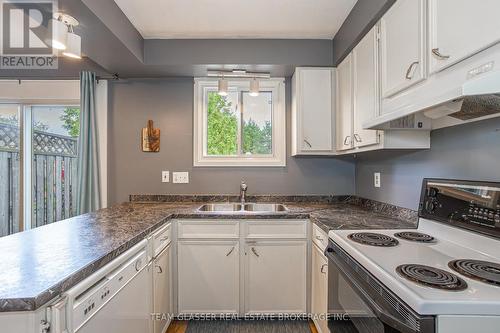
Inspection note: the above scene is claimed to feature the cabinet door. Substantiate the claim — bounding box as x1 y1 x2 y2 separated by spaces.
153 245 171 333
352 26 380 148
429 0 500 73
178 241 239 314
380 0 425 98
299 68 334 152
311 244 328 333
244 241 306 313
336 54 353 151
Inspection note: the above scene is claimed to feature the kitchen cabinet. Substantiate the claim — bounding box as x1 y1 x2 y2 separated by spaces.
177 240 239 314
429 0 500 73
352 26 380 148
336 53 353 151
336 27 380 152
380 0 425 99
311 242 328 333
153 244 171 333
292 67 336 155
336 25 431 154
244 240 307 314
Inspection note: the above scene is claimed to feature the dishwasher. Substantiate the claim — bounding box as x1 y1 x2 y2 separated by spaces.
48 239 152 333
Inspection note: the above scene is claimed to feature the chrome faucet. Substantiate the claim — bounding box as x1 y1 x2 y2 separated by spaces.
240 181 248 205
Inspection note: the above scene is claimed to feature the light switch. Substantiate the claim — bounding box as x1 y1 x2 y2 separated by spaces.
173 172 189 184
162 171 169 183
374 172 381 188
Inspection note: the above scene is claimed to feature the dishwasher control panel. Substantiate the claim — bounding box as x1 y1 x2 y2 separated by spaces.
71 248 148 331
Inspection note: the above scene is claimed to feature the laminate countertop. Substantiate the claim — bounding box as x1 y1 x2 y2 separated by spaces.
0 198 417 312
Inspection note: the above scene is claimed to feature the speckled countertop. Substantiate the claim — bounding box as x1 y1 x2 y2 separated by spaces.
0 197 417 312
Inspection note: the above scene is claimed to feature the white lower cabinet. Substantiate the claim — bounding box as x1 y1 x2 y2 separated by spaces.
153 245 172 333
311 243 329 333
244 240 307 314
177 240 240 314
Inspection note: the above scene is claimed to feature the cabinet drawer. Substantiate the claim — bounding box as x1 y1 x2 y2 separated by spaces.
244 220 307 239
153 223 171 256
312 224 328 251
177 220 239 239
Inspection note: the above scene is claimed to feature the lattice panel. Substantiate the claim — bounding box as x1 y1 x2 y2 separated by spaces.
0 124 20 151
0 124 77 156
33 131 77 157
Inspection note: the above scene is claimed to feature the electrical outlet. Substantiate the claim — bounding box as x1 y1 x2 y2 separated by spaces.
374 172 381 188
162 171 169 183
173 172 189 184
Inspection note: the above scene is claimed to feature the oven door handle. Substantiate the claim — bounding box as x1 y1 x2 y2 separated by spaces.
325 247 423 333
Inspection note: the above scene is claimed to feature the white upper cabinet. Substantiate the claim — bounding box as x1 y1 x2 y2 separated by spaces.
291 67 336 155
429 0 500 73
380 0 425 99
352 26 380 148
336 54 353 151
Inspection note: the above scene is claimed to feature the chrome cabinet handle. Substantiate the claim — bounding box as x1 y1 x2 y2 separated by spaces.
251 247 260 257
155 265 163 274
315 236 324 241
432 48 450 60
405 61 419 79
343 136 351 146
303 139 312 148
320 264 328 274
226 246 235 257
160 236 169 242
353 134 362 143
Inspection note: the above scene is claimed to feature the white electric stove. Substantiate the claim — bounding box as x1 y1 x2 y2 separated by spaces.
325 179 500 333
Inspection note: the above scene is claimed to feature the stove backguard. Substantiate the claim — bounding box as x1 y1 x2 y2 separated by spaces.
419 179 500 238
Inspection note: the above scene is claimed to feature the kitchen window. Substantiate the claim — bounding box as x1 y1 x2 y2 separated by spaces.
0 104 80 237
193 78 286 167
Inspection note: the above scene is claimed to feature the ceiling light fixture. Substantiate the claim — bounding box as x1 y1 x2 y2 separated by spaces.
49 15 68 50
249 78 260 97
207 70 271 79
48 13 81 59
62 25 81 59
218 77 228 96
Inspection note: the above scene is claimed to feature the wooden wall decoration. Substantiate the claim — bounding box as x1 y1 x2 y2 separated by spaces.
141 120 160 152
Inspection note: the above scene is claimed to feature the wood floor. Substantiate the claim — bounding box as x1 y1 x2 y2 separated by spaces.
166 320 318 333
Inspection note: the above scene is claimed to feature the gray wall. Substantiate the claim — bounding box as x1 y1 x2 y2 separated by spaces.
108 79 355 205
356 118 500 210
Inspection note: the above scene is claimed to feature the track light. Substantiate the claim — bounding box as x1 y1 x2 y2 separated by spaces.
62 26 81 59
48 13 81 59
249 78 260 97
49 16 68 50
218 78 228 96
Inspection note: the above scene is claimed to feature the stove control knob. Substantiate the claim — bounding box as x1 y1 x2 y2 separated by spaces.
425 201 435 213
428 187 438 197
495 214 500 224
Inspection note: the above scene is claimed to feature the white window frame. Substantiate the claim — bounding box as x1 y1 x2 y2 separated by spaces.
194 78 286 167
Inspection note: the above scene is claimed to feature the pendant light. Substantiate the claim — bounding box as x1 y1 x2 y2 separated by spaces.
249 78 260 97
62 25 81 59
218 77 228 96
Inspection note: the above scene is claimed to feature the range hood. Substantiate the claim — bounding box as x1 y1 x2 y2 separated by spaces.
423 71 500 121
364 69 500 129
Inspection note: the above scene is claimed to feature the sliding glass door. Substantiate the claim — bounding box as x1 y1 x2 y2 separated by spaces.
0 104 80 237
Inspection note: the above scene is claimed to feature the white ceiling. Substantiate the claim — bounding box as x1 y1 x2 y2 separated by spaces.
114 0 357 39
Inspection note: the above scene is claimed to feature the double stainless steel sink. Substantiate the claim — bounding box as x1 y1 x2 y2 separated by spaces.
198 203 288 213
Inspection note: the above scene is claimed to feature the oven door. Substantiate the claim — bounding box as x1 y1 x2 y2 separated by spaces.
325 241 435 333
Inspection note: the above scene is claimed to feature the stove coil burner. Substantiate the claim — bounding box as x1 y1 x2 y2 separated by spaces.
449 259 500 287
348 232 399 247
396 264 467 291
394 232 435 243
